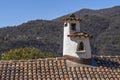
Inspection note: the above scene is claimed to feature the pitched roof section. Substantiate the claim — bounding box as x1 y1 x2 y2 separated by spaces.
0 56 119 80
94 56 120 68
62 14 81 21
68 32 93 39
0 58 67 80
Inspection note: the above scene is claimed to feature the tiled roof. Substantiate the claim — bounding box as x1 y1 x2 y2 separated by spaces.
62 14 81 21
0 56 119 80
94 56 120 68
67 32 92 39
0 58 67 80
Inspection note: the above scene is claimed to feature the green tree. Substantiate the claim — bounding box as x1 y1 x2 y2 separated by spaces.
1 47 54 60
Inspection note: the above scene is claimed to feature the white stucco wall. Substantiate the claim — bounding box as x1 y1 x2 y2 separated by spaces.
63 21 91 59
63 37 91 59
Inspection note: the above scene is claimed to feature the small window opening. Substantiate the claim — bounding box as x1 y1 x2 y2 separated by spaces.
71 23 76 31
64 23 67 27
78 42 84 51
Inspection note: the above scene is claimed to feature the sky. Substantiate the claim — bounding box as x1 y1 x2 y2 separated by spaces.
0 0 120 27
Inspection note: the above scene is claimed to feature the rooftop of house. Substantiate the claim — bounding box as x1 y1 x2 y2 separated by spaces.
0 56 119 80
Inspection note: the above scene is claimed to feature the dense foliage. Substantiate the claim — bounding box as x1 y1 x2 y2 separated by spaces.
1 47 54 60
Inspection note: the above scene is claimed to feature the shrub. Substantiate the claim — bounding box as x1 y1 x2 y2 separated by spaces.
1 47 54 60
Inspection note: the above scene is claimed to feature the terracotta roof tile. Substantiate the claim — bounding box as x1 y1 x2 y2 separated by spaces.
0 57 119 79
67 32 92 39
62 14 81 21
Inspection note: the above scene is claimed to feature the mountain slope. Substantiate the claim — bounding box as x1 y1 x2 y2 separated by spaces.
0 6 120 56
0 20 63 56
54 6 120 56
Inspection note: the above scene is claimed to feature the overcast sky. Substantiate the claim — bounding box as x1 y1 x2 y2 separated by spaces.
0 0 120 27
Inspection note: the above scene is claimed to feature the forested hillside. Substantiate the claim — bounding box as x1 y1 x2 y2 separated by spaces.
0 6 120 56
0 20 63 56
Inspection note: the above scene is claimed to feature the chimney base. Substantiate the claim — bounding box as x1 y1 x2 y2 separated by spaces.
64 55 91 65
